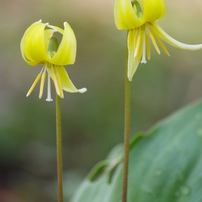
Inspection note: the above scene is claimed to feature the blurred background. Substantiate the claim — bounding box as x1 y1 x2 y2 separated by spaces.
0 0 202 201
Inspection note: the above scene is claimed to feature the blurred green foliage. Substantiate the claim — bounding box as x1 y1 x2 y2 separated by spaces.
72 100 202 202
0 0 202 201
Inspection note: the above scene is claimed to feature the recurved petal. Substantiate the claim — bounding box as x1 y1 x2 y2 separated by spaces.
21 51 39 66
44 29 55 51
127 30 140 81
57 66 87 93
47 22 77 65
20 20 49 65
141 0 165 23
148 22 202 51
114 0 144 30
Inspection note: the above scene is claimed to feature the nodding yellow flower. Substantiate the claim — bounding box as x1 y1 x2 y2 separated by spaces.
114 0 202 81
20 20 87 101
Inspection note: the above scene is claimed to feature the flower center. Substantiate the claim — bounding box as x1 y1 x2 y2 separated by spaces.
132 0 143 19
46 38 64 100
26 37 65 101
133 23 170 64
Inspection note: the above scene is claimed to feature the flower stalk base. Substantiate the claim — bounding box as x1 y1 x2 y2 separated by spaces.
56 95 63 202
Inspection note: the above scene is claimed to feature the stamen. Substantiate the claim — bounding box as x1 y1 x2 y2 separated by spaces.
148 30 160 54
51 65 61 97
56 67 64 98
39 70 46 99
134 28 142 58
26 73 41 97
46 73 53 102
145 32 151 60
141 31 147 64
137 43 142 63
152 33 170 56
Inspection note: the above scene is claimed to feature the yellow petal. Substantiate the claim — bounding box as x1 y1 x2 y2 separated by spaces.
20 21 41 66
47 24 63 34
140 0 165 23
20 20 49 65
149 22 202 51
57 66 87 93
114 0 143 30
127 30 140 81
47 22 77 65
114 0 165 30
55 68 64 98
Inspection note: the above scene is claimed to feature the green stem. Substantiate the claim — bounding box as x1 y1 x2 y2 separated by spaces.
50 37 63 202
122 35 130 202
56 95 63 202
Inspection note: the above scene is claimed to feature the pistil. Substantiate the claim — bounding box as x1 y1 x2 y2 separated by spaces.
46 70 53 102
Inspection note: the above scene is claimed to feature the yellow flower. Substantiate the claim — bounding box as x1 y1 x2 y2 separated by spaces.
114 0 202 81
20 20 87 101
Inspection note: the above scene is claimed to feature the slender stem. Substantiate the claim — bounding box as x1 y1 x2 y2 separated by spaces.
56 95 63 202
49 37 63 201
122 35 130 202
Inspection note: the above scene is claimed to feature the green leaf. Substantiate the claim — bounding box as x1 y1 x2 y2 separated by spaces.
71 100 202 202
